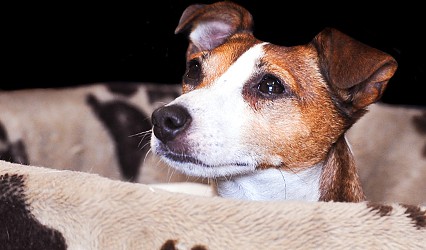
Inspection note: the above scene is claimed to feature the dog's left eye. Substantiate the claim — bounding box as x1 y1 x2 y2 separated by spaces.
185 59 201 81
257 75 285 95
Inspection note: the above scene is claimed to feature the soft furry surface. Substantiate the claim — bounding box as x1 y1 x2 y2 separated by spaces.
0 83 198 184
1 160 425 249
348 102 426 205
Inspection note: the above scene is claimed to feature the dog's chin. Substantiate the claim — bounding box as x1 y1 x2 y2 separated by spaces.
158 151 255 178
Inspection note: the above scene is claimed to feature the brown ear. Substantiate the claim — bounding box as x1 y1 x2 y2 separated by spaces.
312 28 398 109
175 1 253 53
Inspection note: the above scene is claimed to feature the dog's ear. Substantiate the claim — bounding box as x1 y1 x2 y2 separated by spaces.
313 28 398 110
175 1 253 54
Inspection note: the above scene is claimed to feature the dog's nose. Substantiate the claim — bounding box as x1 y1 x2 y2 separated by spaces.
151 105 192 143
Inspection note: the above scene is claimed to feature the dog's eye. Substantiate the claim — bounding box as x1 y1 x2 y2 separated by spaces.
185 59 201 80
257 75 285 95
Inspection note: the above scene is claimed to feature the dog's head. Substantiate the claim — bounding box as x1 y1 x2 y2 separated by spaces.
151 1 397 179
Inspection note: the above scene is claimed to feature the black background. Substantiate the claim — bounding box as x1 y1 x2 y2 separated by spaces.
2 1 425 106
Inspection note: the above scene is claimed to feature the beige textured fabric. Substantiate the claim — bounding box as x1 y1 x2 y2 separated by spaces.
0 83 194 184
1 161 425 249
348 102 426 205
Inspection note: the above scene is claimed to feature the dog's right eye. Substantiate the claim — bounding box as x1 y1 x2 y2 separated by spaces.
185 60 201 82
257 74 285 95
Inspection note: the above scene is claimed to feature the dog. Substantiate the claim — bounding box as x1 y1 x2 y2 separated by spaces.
150 1 398 202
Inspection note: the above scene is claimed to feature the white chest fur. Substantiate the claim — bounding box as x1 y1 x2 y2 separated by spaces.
216 165 322 201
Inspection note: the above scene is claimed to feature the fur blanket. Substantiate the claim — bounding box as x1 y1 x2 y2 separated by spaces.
1 160 425 249
348 103 426 205
0 83 199 185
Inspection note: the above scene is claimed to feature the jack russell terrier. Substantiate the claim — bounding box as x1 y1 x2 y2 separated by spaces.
150 1 398 202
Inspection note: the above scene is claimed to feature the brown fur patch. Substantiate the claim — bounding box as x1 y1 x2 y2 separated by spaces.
401 204 426 229
160 239 178 250
183 34 259 93
0 174 67 249
191 245 208 250
238 43 349 170
319 136 365 202
367 202 393 216
0 122 29 165
160 239 208 250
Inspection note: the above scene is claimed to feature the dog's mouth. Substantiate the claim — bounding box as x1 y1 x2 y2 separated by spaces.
154 143 254 177
163 150 249 168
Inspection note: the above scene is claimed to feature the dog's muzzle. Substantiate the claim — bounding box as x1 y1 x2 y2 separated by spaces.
151 104 192 144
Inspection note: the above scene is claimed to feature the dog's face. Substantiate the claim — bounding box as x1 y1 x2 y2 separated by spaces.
152 36 346 177
151 2 397 179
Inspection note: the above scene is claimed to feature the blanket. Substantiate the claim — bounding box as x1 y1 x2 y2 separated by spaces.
1 160 425 249
0 83 196 184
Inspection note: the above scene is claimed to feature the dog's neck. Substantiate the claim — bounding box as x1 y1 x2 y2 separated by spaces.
216 164 322 201
215 136 365 202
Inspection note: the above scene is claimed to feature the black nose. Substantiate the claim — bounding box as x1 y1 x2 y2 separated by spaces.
151 105 192 143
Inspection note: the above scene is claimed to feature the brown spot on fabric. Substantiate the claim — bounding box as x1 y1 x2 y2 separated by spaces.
87 94 152 182
367 202 393 216
3 141 29 165
412 111 426 157
191 245 208 250
160 239 178 250
106 82 139 97
413 111 426 134
0 122 29 165
160 239 208 250
401 204 426 229
0 174 67 249
0 121 8 141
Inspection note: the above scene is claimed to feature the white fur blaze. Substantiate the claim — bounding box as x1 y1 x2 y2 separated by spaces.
152 43 267 178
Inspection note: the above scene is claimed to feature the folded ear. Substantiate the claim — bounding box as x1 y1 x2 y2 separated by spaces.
312 28 398 110
175 1 253 54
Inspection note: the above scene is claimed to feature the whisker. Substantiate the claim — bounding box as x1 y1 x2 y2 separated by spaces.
185 174 192 182
144 146 163 168
278 168 287 200
167 167 177 183
222 175 230 182
138 140 152 152
155 153 165 166
129 129 152 138
143 148 153 166
195 175 205 183
280 164 308 185
212 178 219 192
